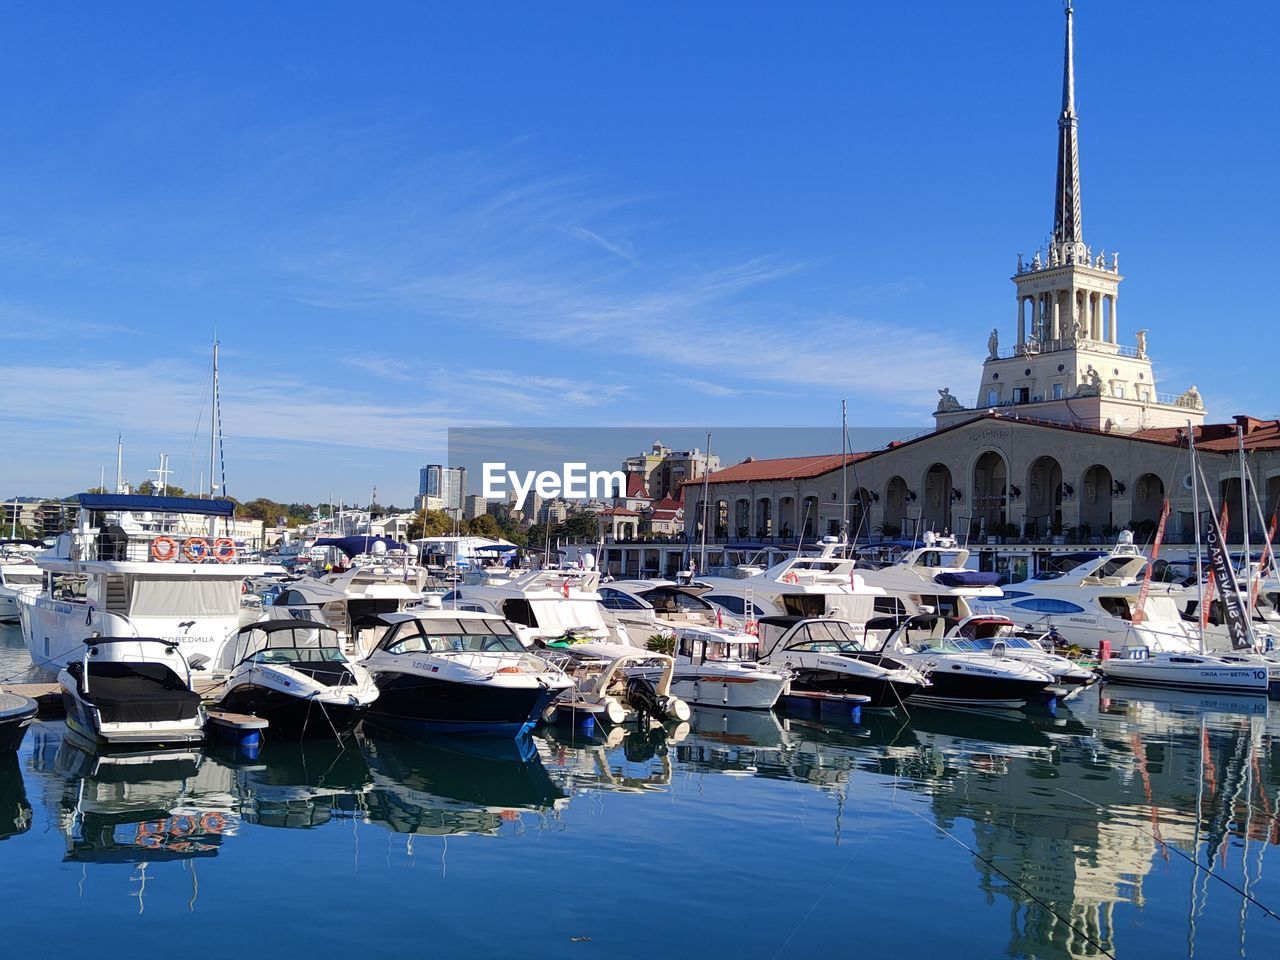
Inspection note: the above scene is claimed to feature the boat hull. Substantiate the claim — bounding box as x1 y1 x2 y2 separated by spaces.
0 695 38 752
367 672 566 736
1099 660 1269 693
789 672 922 711
907 670 1052 709
217 684 369 736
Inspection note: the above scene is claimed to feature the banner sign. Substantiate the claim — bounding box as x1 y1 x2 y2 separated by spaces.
1205 508 1252 650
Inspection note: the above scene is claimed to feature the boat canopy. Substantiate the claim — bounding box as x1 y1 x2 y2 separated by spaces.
77 493 235 517
313 535 407 558
933 571 1001 588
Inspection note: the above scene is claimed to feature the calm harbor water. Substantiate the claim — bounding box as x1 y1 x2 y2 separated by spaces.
2 621 1278 959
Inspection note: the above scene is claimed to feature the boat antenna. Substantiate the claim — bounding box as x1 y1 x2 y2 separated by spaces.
698 431 712 576
1187 421 1204 654
115 432 124 493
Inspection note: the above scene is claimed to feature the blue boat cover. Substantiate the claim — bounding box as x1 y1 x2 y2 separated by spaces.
934 570 1001 588
313 535 407 558
78 493 235 517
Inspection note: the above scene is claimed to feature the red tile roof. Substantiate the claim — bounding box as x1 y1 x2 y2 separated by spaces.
598 507 640 517
649 497 683 513
1132 416 1280 452
625 473 648 498
696 454 870 486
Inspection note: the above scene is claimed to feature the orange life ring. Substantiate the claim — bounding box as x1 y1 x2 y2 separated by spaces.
170 814 197 837
745 619 759 636
182 537 211 562
783 571 800 584
199 812 227 833
151 536 179 562
213 538 237 563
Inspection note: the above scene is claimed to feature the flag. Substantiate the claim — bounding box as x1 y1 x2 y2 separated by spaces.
1132 499 1169 625
716 607 724 629
1205 501 1252 650
562 579 570 599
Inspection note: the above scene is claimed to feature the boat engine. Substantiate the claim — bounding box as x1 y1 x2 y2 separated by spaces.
624 675 690 724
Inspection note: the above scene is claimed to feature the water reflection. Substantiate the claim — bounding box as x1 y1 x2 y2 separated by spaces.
2 686 1277 958
0 752 32 841
362 731 567 837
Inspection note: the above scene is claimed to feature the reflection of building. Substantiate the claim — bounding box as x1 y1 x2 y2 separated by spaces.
682 6 1280 555
418 465 466 513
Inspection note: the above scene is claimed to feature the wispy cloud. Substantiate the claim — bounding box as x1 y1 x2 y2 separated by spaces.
564 225 639 266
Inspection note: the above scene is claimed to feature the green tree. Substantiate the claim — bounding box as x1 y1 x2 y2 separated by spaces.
136 480 189 497
561 513 599 542
408 509 457 540
467 514 502 538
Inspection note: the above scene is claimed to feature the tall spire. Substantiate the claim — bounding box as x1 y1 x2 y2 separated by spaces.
1053 2 1083 246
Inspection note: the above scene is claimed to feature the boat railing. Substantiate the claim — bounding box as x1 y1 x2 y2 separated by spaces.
75 530 241 564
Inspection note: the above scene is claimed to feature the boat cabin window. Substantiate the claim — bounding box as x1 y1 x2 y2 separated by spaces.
643 589 709 615
873 597 908 617
781 594 826 618
1097 596 1134 620
502 598 538 627
704 595 765 618
919 595 963 618
49 573 89 600
786 620 866 654
679 634 758 662
598 588 646 611
1010 597 1086 615
381 618 524 655
1 570 40 585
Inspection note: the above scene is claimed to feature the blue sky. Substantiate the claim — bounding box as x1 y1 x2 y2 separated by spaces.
0 1 1275 505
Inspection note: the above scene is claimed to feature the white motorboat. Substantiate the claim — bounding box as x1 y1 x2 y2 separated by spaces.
646 626 788 710
444 568 630 647
540 638 691 726
1098 647 1270 694
18 493 271 674
211 621 379 736
58 638 205 749
873 614 1058 709
698 551 888 623
0 549 42 624
948 615 1097 687
754 615 928 711
358 611 574 737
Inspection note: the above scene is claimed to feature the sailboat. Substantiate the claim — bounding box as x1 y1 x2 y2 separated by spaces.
1100 424 1271 694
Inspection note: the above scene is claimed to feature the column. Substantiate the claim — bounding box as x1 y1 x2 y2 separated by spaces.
1090 293 1100 341
1051 292 1061 340
1107 295 1117 343
1017 297 1026 347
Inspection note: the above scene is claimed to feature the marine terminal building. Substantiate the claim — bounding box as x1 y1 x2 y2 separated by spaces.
597 7 1280 580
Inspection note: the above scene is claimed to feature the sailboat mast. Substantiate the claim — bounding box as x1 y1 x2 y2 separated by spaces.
1188 422 1205 654
840 399 849 550
115 432 123 493
699 431 711 575
209 340 219 500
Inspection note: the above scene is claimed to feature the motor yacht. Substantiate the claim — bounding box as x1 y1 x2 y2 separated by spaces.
978 534 1275 655
443 568 631 647
211 621 379 736
644 626 788 710
697 551 888 624
949 615 1097 687
58 637 206 749
18 494 271 674
872 614 1057 709
358 610 573 737
1098 646 1271 694
753 615 927 710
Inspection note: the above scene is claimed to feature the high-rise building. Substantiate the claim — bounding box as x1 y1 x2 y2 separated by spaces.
418 465 467 513
463 494 488 520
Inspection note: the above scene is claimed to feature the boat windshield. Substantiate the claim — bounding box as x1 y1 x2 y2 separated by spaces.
785 620 867 654
237 625 346 664
381 617 525 655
